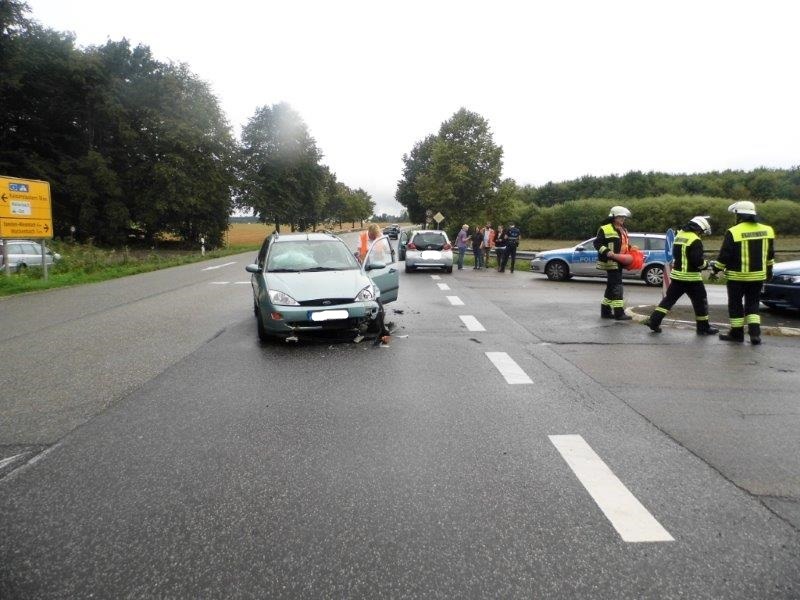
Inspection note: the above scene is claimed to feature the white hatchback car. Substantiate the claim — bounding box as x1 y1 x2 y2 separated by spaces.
0 240 61 272
404 230 454 273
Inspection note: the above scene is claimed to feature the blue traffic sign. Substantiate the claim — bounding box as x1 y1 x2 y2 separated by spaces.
664 228 676 262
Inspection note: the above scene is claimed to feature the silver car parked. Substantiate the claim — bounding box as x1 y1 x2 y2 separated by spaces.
404 230 454 273
0 239 61 272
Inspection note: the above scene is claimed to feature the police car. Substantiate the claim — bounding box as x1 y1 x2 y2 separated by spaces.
529 233 668 286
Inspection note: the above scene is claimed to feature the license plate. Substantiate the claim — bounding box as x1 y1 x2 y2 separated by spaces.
421 250 441 259
309 309 349 321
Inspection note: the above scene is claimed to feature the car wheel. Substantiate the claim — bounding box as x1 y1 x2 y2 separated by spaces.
643 264 664 286
256 308 272 343
445 266 453 273
16 262 27 273
405 264 414 273
544 260 569 281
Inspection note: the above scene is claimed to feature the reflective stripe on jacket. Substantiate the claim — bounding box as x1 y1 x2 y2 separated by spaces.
594 223 628 271
670 230 706 282
715 222 775 281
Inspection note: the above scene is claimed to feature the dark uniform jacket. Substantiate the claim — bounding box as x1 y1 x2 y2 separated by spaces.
716 221 775 282
670 230 708 282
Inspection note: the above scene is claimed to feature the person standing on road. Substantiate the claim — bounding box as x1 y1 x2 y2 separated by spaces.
483 222 495 269
363 223 392 346
713 201 775 344
594 206 632 320
472 225 485 269
644 216 719 335
455 224 470 270
493 225 507 270
499 222 521 272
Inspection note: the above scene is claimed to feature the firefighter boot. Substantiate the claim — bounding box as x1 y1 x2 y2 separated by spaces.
748 323 762 345
644 312 664 333
601 304 613 319
613 307 632 321
696 320 719 336
719 327 744 342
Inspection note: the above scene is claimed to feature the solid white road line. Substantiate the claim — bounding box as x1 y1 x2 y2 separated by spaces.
234 281 250 285
447 296 465 306
202 261 237 271
210 281 229 285
0 453 26 470
459 315 486 331
485 352 533 384
549 434 674 543
437 283 451 291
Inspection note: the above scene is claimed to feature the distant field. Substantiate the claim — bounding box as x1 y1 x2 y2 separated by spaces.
226 222 386 246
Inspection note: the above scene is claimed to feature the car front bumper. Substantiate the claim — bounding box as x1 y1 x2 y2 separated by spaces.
259 300 381 335
761 283 800 310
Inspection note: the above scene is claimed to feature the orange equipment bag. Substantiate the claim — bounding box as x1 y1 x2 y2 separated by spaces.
623 246 644 271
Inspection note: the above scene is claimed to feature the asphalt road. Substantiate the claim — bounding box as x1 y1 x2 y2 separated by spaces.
1 248 798 598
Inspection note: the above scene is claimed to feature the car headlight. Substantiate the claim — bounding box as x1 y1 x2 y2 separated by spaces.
268 289 300 306
355 284 376 302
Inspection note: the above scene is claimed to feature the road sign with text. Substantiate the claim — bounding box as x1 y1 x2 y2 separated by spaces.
0 176 53 238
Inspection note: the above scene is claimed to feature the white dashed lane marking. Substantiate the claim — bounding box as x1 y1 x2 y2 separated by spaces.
446 296 464 306
485 352 533 384
549 434 674 543
431 275 441 280
202 261 237 271
436 283 451 291
459 315 486 331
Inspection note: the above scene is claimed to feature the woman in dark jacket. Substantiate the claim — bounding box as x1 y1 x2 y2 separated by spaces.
471 226 484 269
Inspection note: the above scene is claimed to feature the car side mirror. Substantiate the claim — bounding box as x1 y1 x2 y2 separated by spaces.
366 261 386 271
576 245 586 251
245 264 260 273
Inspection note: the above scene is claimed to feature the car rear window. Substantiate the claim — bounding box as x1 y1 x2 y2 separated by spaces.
412 233 446 249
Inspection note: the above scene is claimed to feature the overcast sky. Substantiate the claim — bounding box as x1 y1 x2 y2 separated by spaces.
25 0 800 215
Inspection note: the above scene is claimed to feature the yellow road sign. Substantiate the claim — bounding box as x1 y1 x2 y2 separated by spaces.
0 176 53 239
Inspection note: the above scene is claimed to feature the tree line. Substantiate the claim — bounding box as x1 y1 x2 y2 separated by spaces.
394 111 800 239
1 1 374 247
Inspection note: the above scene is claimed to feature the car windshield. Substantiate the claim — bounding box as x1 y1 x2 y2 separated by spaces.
412 233 447 249
266 239 359 272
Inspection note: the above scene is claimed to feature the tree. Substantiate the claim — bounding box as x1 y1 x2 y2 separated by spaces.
414 108 503 226
238 102 324 232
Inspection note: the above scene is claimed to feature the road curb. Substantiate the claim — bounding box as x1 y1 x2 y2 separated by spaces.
629 305 800 337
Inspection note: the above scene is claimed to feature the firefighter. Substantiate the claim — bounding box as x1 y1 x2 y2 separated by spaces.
594 206 632 320
713 201 775 344
644 216 718 335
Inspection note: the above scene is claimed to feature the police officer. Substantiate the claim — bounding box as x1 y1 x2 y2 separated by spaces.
499 222 521 273
594 206 632 320
713 200 775 344
644 216 718 335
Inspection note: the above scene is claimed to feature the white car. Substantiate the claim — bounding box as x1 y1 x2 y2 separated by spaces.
404 230 454 273
0 240 61 272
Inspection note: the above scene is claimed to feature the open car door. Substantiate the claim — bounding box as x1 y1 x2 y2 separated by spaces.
363 235 399 303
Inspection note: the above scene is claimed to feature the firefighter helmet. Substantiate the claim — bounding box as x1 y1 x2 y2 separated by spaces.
689 216 712 235
728 200 757 215
608 205 632 218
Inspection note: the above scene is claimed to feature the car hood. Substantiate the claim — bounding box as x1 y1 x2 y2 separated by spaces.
267 269 371 301
773 260 800 276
